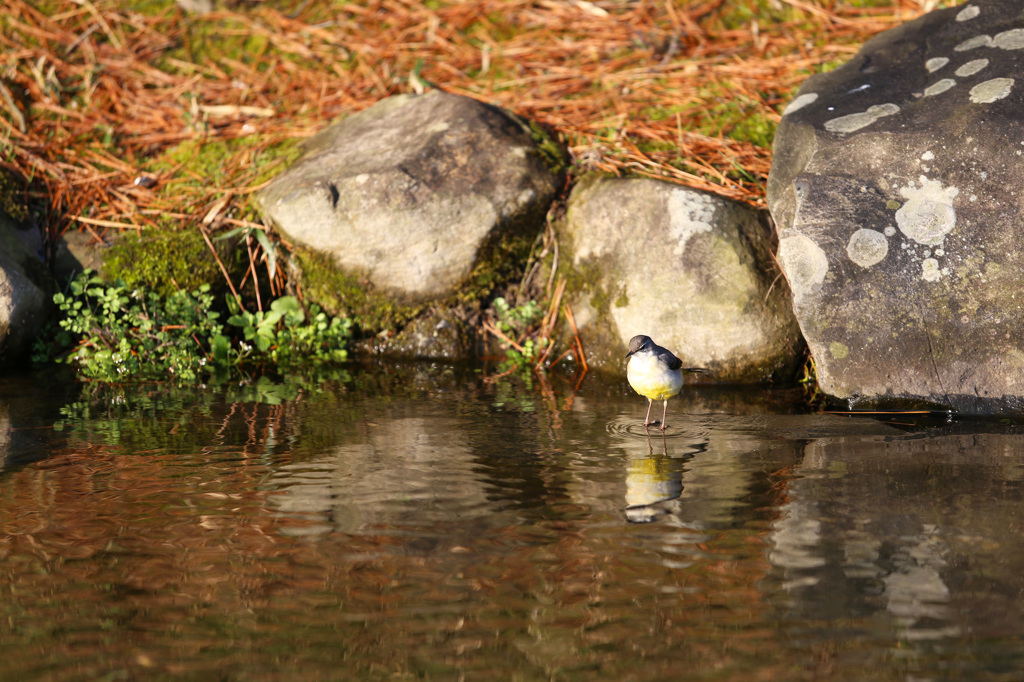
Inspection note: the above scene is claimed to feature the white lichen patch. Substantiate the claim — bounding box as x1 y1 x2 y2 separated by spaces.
783 92 818 115
924 79 956 97
921 151 935 161
970 78 1014 103
777 235 828 297
925 57 949 73
994 28 1024 50
884 225 896 237
954 35 992 51
846 229 889 268
956 5 979 21
896 177 959 246
824 103 900 134
922 258 942 282
667 189 714 256
955 59 989 77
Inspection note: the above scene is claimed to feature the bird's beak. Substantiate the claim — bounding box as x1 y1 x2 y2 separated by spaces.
624 350 634 359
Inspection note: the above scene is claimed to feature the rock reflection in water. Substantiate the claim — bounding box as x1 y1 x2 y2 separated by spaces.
769 424 1024 650
267 416 488 536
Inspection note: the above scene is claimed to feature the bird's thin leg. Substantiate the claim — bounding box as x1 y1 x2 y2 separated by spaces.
660 399 669 431
644 398 654 426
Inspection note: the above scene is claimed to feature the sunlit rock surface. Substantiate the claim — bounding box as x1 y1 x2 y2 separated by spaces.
768 0 1024 413
561 176 804 381
257 90 564 302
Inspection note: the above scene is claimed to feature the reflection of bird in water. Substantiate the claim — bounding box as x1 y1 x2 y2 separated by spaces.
625 335 709 431
624 435 707 524
625 450 683 523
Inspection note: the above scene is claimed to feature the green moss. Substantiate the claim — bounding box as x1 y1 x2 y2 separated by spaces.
124 0 178 17
148 135 303 227
104 229 222 297
0 169 28 226
640 104 685 122
559 253 614 318
462 230 537 303
715 0 798 30
676 83 777 148
161 15 272 72
730 113 776 148
521 118 570 178
153 136 301 189
293 248 423 334
814 58 847 76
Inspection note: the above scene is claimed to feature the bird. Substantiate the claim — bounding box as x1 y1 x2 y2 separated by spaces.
625 335 709 431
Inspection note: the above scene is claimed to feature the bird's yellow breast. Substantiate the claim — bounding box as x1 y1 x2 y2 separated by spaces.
627 353 683 401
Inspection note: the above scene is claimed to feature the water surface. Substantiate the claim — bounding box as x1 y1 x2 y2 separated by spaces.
1 364 1023 680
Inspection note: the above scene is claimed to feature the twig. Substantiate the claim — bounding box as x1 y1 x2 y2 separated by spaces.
199 226 243 310
246 233 263 312
482 320 524 353
563 303 587 373
533 276 566 370
73 216 143 230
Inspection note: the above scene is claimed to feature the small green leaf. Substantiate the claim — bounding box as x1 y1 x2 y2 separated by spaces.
214 226 250 242
251 227 278 280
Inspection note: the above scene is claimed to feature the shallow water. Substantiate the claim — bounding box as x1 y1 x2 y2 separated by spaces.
2 364 1024 680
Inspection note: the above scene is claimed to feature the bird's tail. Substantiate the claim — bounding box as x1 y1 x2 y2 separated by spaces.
683 367 712 376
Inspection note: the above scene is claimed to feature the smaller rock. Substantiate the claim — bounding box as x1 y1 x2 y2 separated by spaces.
380 311 472 360
560 176 804 382
52 229 114 286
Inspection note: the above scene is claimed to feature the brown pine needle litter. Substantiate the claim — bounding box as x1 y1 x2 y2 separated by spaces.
0 1 952 262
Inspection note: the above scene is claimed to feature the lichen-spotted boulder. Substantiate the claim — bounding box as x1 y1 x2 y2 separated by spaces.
561 176 804 381
257 91 565 307
768 0 1024 413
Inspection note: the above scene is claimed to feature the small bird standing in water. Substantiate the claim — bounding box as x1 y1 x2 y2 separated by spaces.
625 335 709 431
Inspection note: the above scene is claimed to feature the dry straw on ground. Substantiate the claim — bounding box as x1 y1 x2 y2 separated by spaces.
0 0 949 250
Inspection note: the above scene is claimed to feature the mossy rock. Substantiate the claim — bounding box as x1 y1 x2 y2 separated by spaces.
292 247 424 335
104 229 223 297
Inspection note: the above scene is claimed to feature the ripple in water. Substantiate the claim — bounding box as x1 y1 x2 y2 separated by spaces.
605 414 711 442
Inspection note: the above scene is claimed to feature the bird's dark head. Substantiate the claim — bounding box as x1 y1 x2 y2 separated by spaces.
625 335 652 358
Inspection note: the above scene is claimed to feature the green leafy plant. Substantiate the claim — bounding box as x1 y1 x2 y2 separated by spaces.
498 337 547 373
493 296 541 335
226 295 351 367
37 270 230 382
490 297 546 373
34 270 351 384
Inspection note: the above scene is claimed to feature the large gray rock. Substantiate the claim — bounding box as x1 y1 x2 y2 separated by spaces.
258 91 565 304
768 0 1024 413
561 176 804 381
0 186 52 364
